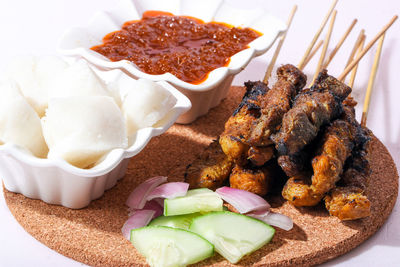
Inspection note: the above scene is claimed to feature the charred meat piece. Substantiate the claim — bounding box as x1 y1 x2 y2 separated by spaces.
325 123 372 220
311 120 355 194
324 186 371 220
185 140 234 190
278 153 308 177
247 145 274 166
282 173 321 206
282 118 356 206
229 163 274 196
272 69 351 155
248 64 307 146
219 81 269 163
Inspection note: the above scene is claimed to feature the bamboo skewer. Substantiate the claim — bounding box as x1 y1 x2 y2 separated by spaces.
297 0 338 70
322 18 357 69
338 15 397 81
302 40 323 70
348 36 365 88
344 30 365 71
310 10 337 86
263 5 298 83
361 34 385 127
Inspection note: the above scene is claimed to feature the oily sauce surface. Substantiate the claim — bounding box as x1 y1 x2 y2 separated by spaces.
92 11 261 84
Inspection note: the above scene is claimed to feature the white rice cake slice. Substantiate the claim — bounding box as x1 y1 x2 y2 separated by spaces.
42 96 128 169
0 80 48 158
122 79 176 138
6 55 68 117
49 59 110 99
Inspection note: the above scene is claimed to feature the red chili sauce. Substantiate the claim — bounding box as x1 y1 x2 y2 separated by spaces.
91 11 261 84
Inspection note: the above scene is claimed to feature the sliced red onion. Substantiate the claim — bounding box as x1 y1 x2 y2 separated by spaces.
147 182 189 201
125 176 167 209
247 210 293 231
121 210 155 240
129 199 163 218
153 197 165 207
216 186 271 214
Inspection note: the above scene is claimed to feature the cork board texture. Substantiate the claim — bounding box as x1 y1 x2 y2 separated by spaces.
3 86 399 267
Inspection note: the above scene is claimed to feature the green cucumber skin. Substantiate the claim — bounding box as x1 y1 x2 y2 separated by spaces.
189 211 275 264
130 226 214 267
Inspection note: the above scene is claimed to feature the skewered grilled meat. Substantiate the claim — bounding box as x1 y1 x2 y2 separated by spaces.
282 115 357 206
248 64 307 146
278 152 309 177
324 186 370 220
185 62 372 221
219 81 269 164
325 121 372 220
281 173 317 206
272 70 352 156
229 163 274 196
247 145 274 166
185 140 233 190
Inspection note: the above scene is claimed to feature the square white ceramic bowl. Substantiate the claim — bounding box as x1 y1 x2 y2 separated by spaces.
58 0 286 123
0 68 191 209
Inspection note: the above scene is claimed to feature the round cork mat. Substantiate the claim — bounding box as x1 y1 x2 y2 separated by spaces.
3 86 399 267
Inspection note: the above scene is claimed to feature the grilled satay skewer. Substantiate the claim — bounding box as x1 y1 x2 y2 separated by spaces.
282 105 358 206
228 64 306 195
283 16 397 215
185 140 234 190
325 124 372 220
186 81 269 189
185 7 301 191
325 32 386 220
221 4 302 166
272 70 352 156
199 65 305 194
247 64 307 148
229 164 273 196
279 16 397 190
219 81 270 165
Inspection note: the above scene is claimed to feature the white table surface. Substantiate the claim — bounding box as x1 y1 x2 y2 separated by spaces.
0 0 399 266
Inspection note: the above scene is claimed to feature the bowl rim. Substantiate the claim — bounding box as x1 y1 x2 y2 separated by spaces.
0 79 191 178
57 0 287 92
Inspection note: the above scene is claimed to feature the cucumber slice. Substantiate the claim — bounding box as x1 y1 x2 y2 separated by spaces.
189 211 275 264
164 188 223 216
148 213 202 230
131 226 214 267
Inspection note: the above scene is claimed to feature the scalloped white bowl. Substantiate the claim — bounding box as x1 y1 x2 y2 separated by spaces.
58 0 286 123
0 69 191 209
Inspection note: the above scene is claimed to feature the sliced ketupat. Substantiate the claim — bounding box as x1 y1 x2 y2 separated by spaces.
189 211 275 263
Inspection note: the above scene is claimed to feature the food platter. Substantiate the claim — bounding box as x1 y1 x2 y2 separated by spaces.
3 86 398 266
1 0 400 266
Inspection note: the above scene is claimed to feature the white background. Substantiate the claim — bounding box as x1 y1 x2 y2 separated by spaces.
0 0 399 266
